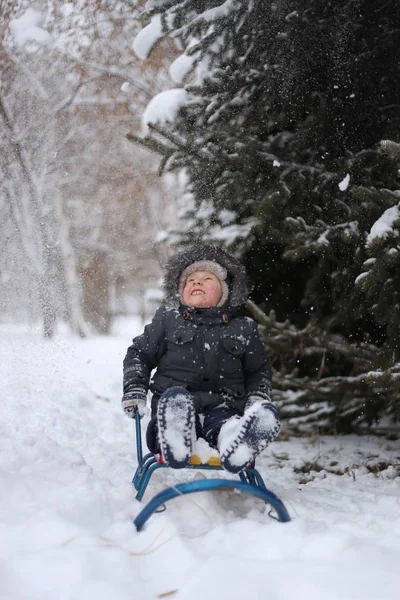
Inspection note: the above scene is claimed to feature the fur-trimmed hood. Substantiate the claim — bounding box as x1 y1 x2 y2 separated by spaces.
163 245 249 309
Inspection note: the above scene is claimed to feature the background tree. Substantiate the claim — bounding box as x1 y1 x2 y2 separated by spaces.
0 0 175 335
131 0 400 432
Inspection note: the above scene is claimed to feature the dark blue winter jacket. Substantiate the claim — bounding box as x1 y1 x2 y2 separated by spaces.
123 304 272 416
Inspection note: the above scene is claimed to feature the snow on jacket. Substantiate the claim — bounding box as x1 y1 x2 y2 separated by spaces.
123 246 272 415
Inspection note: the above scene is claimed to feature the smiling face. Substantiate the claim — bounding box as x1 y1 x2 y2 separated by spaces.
181 270 223 308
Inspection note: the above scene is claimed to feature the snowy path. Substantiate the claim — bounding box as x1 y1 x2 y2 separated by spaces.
1 320 400 600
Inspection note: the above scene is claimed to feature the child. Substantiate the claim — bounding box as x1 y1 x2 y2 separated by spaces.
122 245 280 474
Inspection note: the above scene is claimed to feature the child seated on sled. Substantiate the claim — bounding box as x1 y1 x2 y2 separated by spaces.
122 245 280 474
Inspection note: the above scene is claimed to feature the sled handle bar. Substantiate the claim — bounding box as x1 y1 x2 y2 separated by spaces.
135 410 143 465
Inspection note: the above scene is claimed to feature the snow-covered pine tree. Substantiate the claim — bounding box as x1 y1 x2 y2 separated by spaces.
355 140 400 362
131 0 400 432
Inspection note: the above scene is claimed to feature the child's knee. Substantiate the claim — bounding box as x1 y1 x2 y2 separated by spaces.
203 405 240 448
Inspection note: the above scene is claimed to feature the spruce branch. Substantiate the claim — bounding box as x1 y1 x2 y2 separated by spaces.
129 121 218 164
378 139 400 161
148 122 189 150
126 131 175 155
246 299 398 432
366 364 400 385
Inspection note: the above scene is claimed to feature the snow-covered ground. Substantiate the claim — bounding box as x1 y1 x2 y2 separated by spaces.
1 318 400 600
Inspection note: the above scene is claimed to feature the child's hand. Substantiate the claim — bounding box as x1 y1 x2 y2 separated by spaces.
122 393 146 418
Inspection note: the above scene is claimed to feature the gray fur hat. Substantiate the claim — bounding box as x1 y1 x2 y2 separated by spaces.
163 245 249 309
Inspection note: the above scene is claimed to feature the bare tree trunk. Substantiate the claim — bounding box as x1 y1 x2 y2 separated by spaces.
80 249 111 334
38 276 56 338
0 96 58 337
54 191 89 337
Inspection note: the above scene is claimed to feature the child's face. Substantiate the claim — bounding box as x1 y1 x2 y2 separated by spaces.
182 270 223 308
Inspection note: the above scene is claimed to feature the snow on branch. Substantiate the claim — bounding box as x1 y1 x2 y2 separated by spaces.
142 88 192 134
133 14 164 60
366 204 400 247
190 0 238 25
366 365 400 385
379 139 400 161
9 8 52 48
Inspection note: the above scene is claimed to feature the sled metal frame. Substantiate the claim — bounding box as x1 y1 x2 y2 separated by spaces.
132 412 291 530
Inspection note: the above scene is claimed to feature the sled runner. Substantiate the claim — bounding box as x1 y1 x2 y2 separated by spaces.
132 412 291 530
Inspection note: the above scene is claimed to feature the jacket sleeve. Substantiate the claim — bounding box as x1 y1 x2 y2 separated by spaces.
122 306 166 401
242 320 272 401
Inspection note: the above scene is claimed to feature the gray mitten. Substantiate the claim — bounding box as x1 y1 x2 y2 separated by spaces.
122 391 146 418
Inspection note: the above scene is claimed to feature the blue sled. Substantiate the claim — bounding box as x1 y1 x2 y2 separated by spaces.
132 412 291 531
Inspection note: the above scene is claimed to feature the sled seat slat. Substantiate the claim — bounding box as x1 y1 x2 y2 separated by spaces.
157 453 221 467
